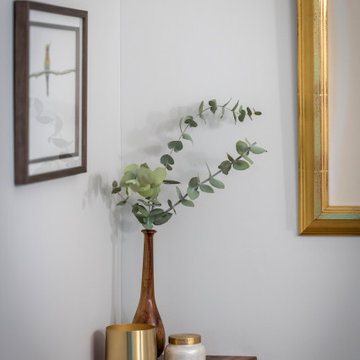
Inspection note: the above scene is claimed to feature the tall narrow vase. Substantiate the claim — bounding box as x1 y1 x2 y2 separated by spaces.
133 229 165 357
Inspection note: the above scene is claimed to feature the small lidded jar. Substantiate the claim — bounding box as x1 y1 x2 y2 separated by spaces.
165 334 206 360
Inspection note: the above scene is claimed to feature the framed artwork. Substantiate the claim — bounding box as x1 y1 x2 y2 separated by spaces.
14 1 88 184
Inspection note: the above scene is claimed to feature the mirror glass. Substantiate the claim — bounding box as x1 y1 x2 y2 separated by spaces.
328 0 360 205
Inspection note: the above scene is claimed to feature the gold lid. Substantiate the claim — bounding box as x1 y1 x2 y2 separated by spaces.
168 333 201 345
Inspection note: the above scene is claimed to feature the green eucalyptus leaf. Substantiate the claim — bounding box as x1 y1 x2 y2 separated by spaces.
123 164 138 174
150 199 162 207
163 180 181 184
227 153 234 162
238 109 246 122
134 214 146 225
198 100 204 114
184 116 198 127
199 184 214 193
188 176 200 188
112 187 122 194
220 98 231 118
138 199 151 207
133 204 149 217
187 186 200 200
232 111 237 123
181 199 195 207
153 212 172 225
179 117 183 132
167 199 176 214
242 153 254 164
151 186 161 199
143 221 153 230
166 164 173 171
247 107 253 120
149 209 164 217
168 140 183 152
233 160 250 170
182 133 193 143
205 163 212 177
209 177 225 189
176 186 183 200
254 110 262 115
116 199 127 206
221 106 225 119
236 140 249 155
218 160 232 175
223 98 232 107
209 99 217 114
153 167 167 185
231 100 239 112
160 154 174 166
112 180 118 188
250 145 267 154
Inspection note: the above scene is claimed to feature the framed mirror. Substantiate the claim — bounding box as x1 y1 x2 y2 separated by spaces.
298 0 360 235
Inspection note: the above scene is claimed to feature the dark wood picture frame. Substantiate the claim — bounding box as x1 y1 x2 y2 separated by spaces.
14 1 87 184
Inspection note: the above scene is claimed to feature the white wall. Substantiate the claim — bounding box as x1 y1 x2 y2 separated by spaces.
120 1 360 360
0 0 121 359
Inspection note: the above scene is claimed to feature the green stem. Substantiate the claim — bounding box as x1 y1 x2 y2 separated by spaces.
117 192 135 207
166 107 211 158
164 150 248 213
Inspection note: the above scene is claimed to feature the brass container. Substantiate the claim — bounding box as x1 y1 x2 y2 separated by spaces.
106 324 157 360
168 334 202 345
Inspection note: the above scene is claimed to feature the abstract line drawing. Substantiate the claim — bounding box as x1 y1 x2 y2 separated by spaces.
29 44 76 97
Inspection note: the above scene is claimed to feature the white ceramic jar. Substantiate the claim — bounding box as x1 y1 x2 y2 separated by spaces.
164 334 206 360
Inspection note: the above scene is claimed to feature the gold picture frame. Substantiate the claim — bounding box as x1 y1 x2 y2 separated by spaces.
298 0 360 235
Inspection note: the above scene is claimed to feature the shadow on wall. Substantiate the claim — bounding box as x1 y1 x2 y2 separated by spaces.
92 329 106 360
84 173 122 323
123 102 225 164
84 173 122 242
273 0 298 233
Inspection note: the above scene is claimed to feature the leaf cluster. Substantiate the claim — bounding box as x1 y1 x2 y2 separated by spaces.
132 201 172 229
218 139 267 176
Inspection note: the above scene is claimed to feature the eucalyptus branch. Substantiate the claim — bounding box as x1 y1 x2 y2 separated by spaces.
163 106 212 166
164 151 248 213
112 99 266 230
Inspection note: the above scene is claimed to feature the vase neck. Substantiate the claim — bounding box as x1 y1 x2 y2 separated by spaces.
140 230 156 299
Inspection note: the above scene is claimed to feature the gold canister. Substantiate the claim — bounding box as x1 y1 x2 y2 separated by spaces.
168 334 202 345
106 324 157 360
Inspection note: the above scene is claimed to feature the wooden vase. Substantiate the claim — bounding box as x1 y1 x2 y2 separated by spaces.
133 229 165 357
